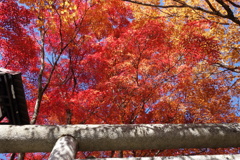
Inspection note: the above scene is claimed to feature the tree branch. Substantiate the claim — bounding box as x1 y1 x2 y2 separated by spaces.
205 0 218 13
215 0 237 23
214 63 240 73
122 0 240 25
30 24 47 125
122 0 185 8
226 0 240 8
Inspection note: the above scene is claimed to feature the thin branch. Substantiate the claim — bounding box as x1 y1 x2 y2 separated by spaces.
122 0 240 25
227 79 239 92
184 148 208 156
172 0 225 18
10 153 16 160
111 151 116 158
215 0 236 21
226 0 240 8
30 24 47 124
17 153 25 160
154 150 164 156
214 63 240 73
66 109 72 124
205 0 218 12
123 0 185 8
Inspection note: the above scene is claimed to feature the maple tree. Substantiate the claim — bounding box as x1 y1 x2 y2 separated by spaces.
0 0 239 159
123 0 240 108
124 0 240 67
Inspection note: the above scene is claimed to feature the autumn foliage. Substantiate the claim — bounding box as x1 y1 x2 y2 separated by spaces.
0 0 239 159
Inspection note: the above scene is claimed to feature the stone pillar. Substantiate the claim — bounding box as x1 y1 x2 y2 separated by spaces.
49 135 77 160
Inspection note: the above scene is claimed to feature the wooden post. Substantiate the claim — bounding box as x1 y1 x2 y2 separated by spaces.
49 135 77 160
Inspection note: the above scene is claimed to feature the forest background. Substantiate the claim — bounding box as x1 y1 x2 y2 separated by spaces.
0 0 239 159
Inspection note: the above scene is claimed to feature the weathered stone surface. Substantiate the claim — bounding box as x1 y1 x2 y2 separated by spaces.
0 123 240 153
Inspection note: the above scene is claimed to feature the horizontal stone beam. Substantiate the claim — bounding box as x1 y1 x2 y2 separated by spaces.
1 123 240 153
81 154 240 160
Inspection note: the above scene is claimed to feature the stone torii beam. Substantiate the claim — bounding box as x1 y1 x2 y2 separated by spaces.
1 123 240 154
